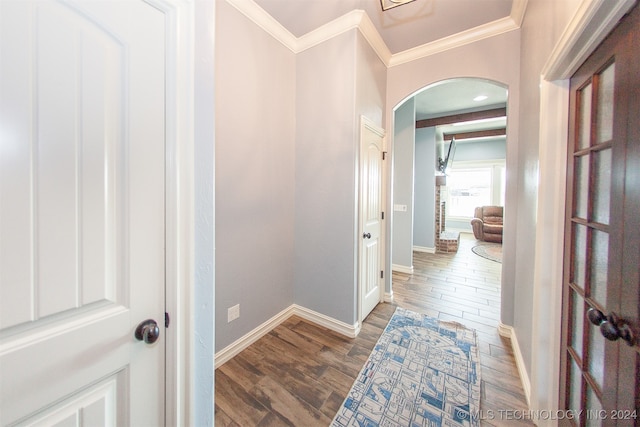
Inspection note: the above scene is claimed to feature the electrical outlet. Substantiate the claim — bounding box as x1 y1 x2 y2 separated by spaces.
227 304 240 322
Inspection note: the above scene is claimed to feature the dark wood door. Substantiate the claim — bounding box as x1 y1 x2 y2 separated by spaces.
561 4 640 426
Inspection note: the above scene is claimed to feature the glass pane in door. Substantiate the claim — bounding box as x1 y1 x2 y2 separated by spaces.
574 155 590 219
578 83 592 149
596 63 615 143
586 386 604 425
569 359 583 412
572 224 588 290
593 148 612 224
589 230 608 306
570 290 584 360
587 321 605 391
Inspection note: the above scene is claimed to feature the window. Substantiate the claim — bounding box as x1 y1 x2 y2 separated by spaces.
445 162 505 218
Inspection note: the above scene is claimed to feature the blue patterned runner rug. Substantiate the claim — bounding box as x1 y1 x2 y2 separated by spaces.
332 307 481 427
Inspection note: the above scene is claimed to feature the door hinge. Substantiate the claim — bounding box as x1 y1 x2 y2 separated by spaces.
381 211 384 220
380 270 384 279
382 151 387 160
165 312 170 328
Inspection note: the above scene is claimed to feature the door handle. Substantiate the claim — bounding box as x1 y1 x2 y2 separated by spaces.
587 308 635 346
363 233 371 239
135 319 160 344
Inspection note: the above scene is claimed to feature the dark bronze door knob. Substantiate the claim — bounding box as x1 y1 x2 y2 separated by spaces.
135 319 160 344
587 308 635 346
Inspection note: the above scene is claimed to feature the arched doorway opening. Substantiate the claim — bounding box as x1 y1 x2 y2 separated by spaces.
388 77 509 316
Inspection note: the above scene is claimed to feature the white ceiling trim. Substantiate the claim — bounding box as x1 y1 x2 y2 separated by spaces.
389 16 518 67
295 10 392 65
225 0 298 52
225 0 526 68
510 0 529 27
388 0 527 66
225 0 393 63
351 11 393 65
541 0 636 81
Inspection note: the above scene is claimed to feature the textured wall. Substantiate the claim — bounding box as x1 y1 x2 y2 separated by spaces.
392 99 416 269
294 30 386 326
414 127 436 249
215 0 296 351
293 31 358 323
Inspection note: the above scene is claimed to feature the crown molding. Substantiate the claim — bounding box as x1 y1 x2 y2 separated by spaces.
510 0 529 27
541 0 635 81
225 0 526 69
389 16 519 67
355 10 393 66
225 0 297 52
297 10 363 52
296 10 392 65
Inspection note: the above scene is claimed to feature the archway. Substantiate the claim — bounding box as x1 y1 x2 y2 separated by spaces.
388 77 509 310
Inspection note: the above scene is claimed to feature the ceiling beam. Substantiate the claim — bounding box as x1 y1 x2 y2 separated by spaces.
415 107 507 128
443 128 506 141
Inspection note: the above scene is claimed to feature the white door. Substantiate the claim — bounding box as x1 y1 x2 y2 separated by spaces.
359 118 385 322
0 1 166 425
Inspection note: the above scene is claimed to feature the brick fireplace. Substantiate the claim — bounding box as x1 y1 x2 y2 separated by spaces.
435 175 460 253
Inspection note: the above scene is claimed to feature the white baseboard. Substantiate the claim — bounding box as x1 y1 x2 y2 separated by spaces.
215 304 360 369
498 322 531 407
291 304 360 338
215 305 294 368
392 264 414 274
384 291 394 303
497 322 512 338
413 246 436 254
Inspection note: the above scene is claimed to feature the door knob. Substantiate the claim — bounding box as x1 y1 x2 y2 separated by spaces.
363 232 371 239
587 308 606 326
587 308 635 346
135 319 160 344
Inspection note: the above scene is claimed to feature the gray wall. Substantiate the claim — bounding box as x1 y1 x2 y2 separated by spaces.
514 0 581 381
414 127 436 249
216 7 387 346
355 33 386 127
294 30 387 325
215 1 296 351
453 138 506 162
294 31 358 324
392 99 415 269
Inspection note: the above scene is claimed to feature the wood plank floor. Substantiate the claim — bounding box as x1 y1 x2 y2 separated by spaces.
215 233 533 426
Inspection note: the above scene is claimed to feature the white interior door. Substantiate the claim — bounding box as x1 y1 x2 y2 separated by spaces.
359 118 385 322
0 1 166 424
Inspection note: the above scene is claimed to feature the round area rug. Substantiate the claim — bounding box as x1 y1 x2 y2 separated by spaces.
471 243 502 263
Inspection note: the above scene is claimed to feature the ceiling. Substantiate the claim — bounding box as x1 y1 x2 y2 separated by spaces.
253 0 514 55
415 78 508 141
251 0 513 125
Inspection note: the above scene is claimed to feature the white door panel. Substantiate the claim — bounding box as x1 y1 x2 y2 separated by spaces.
359 119 384 321
1 1 165 424
24 375 120 427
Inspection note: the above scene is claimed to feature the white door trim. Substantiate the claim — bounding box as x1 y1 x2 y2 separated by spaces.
155 0 213 424
531 0 636 422
157 0 192 424
358 116 386 325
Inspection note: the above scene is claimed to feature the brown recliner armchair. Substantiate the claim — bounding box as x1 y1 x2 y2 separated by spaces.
471 206 503 243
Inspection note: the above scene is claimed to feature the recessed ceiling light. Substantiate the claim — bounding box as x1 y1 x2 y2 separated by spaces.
473 95 488 102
